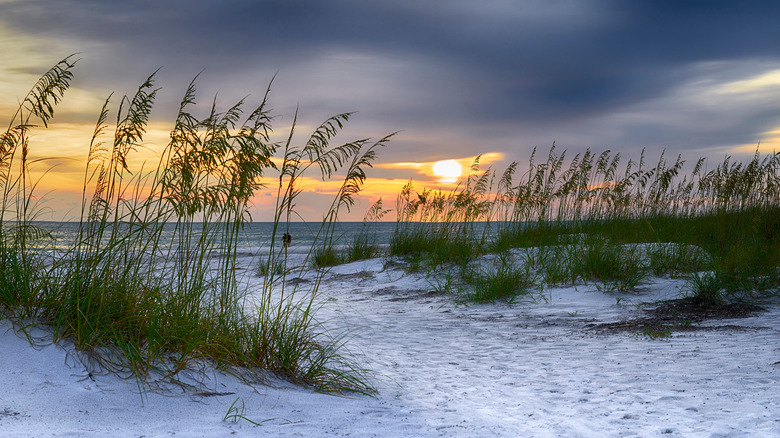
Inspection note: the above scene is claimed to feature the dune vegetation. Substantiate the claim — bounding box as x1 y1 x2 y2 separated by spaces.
1 58 778 396
0 56 390 394
388 145 779 303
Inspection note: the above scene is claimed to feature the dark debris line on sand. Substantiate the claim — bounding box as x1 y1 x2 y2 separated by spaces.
588 297 768 336
0 408 22 420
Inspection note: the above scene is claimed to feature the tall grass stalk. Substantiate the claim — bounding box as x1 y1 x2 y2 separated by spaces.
1 60 386 394
394 143 778 297
345 198 390 262
1 56 77 319
253 106 392 391
390 156 493 270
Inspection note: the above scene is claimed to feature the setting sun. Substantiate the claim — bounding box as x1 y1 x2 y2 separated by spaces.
432 159 462 184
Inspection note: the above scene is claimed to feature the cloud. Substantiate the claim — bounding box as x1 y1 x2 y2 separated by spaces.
3 0 780 206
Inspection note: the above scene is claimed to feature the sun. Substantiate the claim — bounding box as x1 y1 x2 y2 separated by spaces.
432 159 462 184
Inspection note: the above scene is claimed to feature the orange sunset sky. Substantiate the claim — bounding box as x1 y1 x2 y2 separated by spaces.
3 1 780 221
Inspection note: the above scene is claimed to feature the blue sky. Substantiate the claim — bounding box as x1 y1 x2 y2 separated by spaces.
2 0 780 219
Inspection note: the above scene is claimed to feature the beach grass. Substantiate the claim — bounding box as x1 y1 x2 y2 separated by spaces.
0 58 388 394
1 57 778 397
389 145 778 301
686 271 725 306
344 198 389 263
464 251 535 303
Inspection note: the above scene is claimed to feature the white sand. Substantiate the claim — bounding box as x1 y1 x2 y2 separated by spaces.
2 257 779 437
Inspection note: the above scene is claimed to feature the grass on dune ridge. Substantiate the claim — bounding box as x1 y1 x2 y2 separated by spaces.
0 57 778 399
0 56 390 394
387 146 778 303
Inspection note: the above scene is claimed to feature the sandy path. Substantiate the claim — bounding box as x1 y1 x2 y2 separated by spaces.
1 257 778 437
315 260 780 437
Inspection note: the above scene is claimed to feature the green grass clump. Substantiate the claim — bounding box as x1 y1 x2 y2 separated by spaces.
345 233 379 261
465 252 534 303
344 199 390 263
1 58 391 394
686 272 725 306
312 198 392 268
390 223 477 270
524 244 577 287
575 239 648 291
313 244 343 267
641 325 673 340
646 243 710 277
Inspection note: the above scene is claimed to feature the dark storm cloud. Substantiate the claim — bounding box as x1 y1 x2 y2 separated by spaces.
3 0 780 160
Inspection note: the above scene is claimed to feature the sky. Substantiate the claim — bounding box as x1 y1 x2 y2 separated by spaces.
2 0 780 221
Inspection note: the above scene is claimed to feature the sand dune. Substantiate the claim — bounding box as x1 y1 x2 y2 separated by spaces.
2 257 778 437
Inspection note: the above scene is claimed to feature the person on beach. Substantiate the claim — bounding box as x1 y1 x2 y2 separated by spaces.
283 232 292 248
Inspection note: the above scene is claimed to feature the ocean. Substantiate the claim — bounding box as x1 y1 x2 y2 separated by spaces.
30 221 400 256
29 220 499 256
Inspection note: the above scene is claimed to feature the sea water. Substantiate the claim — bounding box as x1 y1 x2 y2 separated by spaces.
29 221 397 255
28 220 500 257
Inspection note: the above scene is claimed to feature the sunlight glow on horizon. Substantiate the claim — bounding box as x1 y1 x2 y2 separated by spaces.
9 94 510 221
5 36 779 222
432 159 462 184
15 112 512 220
376 152 504 181
734 126 780 154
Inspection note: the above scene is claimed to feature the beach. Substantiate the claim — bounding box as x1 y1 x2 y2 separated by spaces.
1 255 778 437
4 5 780 436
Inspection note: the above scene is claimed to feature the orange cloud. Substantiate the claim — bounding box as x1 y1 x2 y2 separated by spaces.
6 103 508 222
733 128 780 154
375 152 505 182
